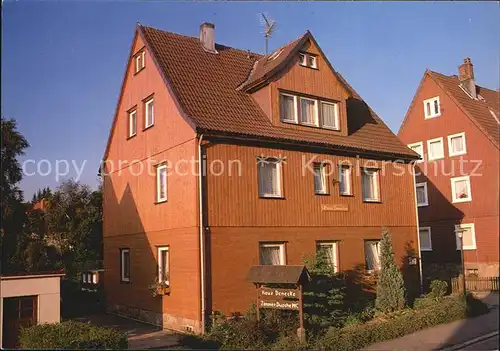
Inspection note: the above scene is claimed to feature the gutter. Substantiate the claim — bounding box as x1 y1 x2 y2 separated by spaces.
198 134 206 334
412 164 423 294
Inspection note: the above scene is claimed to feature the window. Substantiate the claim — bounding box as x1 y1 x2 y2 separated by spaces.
259 243 285 265
309 55 317 68
313 163 328 194
299 52 317 68
423 96 440 118
300 97 318 125
427 137 444 161
299 53 307 66
362 168 380 202
419 227 432 251
156 164 168 202
339 164 352 196
451 176 472 203
455 223 476 250
145 97 154 128
317 242 339 273
407 142 424 162
280 93 297 123
364 240 381 271
120 248 130 282
82 273 87 283
416 182 429 207
321 102 339 130
135 51 145 73
258 157 282 198
128 109 137 138
448 132 467 156
92 273 98 284
158 246 169 284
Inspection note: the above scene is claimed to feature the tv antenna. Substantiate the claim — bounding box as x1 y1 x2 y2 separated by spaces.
260 13 276 55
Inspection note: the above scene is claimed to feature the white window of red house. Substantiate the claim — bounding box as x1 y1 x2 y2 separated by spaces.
156 164 168 203
362 168 380 202
320 102 339 130
135 51 145 73
258 157 283 198
316 241 339 273
300 97 318 125
128 109 137 138
144 96 154 128
451 176 472 203
423 96 440 119
455 223 476 250
364 240 381 271
158 246 169 284
259 243 285 265
416 182 429 207
339 164 352 196
279 93 298 123
427 137 444 161
419 227 432 251
407 142 424 162
299 52 317 68
447 132 467 157
313 163 328 195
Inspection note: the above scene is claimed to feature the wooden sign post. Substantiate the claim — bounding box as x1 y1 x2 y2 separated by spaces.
247 265 310 344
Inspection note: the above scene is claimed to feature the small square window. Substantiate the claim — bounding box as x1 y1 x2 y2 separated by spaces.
339 164 352 196
455 224 476 250
258 157 283 198
416 182 428 207
280 93 297 123
145 97 154 128
362 168 380 202
128 109 137 138
313 163 328 195
158 246 169 284
364 240 380 271
300 97 318 126
427 137 444 161
451 176 472 203
259 243 285 265
135 51 145 73
120 248 130 282
156 164 168 203
407 142 424 162
299 53 307 66
321 101 339 130
419 227 432 251
309 55 317 68
448 132 467 157
423 97 440 119
316 242 339 273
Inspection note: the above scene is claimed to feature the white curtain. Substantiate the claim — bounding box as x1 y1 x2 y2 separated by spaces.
300 99 315 124
454 180 468 199
364 241 380 270
429 140 443 158
416 186 426 204
158 168 167 199
260 246 281 265
314 164 324 193
462 228 473 247
339 166 350 194
419 229 431 250
451 136 464 153
259 161 279 196
321 102 337 128
411 144 423 159
318 244 337 272
280 95 295 121
362 171 376 200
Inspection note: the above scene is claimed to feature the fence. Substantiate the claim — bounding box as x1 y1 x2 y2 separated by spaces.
451 276 500 293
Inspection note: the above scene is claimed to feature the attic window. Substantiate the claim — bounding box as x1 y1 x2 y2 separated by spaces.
299 52 317 69
135 51 145 73
268 48 284 61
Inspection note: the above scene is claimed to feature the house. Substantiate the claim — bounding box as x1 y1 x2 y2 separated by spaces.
0 271 65 348
102 22 421 333
398 58 499 279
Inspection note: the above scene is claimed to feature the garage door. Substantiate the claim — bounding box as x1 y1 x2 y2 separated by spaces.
2 295 38 349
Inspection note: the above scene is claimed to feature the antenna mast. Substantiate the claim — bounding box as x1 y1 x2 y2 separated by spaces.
260 13 276 55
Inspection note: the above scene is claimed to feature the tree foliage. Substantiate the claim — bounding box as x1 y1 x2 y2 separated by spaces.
375 229 407 313
32 186 52 203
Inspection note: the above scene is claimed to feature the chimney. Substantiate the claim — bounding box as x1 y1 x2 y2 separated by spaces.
458 57 476 99
199 22 217 53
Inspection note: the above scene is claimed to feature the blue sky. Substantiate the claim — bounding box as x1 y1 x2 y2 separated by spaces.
3 1 499 199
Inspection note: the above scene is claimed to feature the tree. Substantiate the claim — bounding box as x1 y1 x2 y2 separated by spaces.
31 186 52 203
375 229 407 313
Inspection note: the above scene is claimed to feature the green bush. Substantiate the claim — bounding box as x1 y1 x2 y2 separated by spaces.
427 280 448 300
317 295 487 351
20 320 128 349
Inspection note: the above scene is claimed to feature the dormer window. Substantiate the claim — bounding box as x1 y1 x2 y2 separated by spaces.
423 97 440 119
135 51 145 73
320 101 339 130
299 52 317 69
300 97 318 125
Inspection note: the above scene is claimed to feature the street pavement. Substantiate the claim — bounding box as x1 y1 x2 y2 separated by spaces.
460 333 499 350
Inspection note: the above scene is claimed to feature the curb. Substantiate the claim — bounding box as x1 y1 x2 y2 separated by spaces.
439 330 499 351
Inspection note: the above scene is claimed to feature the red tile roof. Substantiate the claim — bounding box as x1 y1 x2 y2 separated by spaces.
139 25 418 159
428 71 499 148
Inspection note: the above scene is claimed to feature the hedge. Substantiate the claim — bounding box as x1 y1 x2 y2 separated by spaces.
316 294 486 351
20 320 128 349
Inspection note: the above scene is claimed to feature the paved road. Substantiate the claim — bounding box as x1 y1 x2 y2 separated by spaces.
461 334 499 351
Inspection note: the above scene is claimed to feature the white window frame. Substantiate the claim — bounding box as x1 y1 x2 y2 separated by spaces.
407 141 424 163
299 97 319 126
427 137 444 161
455 223 477 250
259 242 286 265
313 163 328 195
419 227 432 251
423 96 441 119
447 132 467 157
339 164 352 196
156 164 168 203
299 53 307 66
309 55 317 68
320 101 339 130
416 182 429 207
158 246 170 285
258 158 283 198
145 97 154 128
128 109 137 138
135 51 145 73
364 240 381 272
279 93 298 123
120 249 130 282
362 168 380 202
316 241 339 273
450 176 472 203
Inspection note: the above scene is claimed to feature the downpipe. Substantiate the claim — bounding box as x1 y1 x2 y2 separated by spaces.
198 134 206 334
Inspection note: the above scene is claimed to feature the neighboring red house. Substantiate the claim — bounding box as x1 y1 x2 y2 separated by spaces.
398 58 499 279
102 23 420 333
